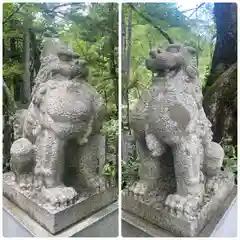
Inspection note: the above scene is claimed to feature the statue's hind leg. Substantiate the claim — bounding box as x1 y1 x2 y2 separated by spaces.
129 140 162 196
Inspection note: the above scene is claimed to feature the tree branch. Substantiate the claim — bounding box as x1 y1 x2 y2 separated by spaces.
129 3 174 44
3 3 25 25
181 7 199 13
188 3 205 19
51 3 82 12
54 12 66 19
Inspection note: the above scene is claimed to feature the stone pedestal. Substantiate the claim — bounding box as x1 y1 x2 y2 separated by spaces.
3 172 117 234
122 171 235 237
122 132 136 162
3 197 118 237
122 186 237 237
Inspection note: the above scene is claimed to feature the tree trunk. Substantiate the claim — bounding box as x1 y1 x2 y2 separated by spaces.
3 79 17 116
22 18 31 104
203 3 237 146
122 8 133 131
3 39 6 59
205 3 237 88
3 79 16 169
121 9 127 122
125 9 132 131
108 4 118 116
203 64 237 145
30 30 37 89
108 3 118 185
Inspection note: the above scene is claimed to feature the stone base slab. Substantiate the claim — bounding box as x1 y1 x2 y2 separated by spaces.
3 172 118 234
122 171 235 237
122 185 237 237
3 196 118 237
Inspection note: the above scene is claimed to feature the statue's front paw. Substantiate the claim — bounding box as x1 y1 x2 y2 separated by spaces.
165 194 201 219
165 194 186 216
206 176 219 193
19 174 33 190
42 186 78 207
129 180 155 196
182 198 200 219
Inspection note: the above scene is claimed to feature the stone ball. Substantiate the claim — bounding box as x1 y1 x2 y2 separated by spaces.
10 138 33 157
205 142 224 161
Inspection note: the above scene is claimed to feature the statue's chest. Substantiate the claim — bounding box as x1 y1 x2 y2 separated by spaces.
44 81 95 122
149 74 195 104
132 73 197 120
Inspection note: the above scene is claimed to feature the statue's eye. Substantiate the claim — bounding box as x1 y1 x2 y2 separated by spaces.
58 52 73 62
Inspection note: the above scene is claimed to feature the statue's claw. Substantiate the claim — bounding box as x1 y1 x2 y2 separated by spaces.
129 180 155 196
165 193 202 219
19 174 33 190
206 176 219 193
42 186 78 207
165 194 186 215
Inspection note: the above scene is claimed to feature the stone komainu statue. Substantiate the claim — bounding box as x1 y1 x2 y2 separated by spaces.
10 39 105 206
129 44 226 217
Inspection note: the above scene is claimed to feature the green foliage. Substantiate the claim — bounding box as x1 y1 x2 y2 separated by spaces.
132 3 190 29
121 157 140 189
3 161 10 173
103 160 117 187
3 3 118 103
101 119 118 155
221 139 237 182
3 62 23 80
103 162 116 178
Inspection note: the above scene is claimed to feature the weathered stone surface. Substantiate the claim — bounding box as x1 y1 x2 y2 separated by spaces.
64 133 106 192
122 171 234 237
122 132 136 162
3 172 117 234
123 44 235 236
4 38 117 234
122 185 237 237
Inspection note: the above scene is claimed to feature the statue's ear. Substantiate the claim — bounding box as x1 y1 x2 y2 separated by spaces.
57 51 79 61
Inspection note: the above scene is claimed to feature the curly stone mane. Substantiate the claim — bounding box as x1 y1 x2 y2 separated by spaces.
31 54 59 97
